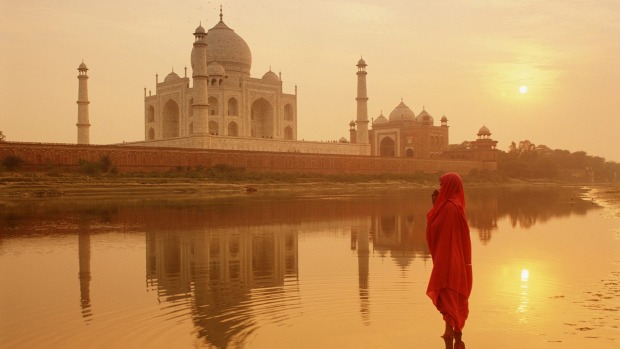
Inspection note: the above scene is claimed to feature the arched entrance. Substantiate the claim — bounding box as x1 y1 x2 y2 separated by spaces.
209 121 219 135
284 126 293 140
284 104 294 121
227 97 239 116
147 106 155 122
379 137 396 157
162 99 179 138
228 121 238 136
251 98 274 138
405 148 414 157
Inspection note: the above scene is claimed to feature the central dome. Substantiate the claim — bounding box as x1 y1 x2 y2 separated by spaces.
389 101 416 122
206 19 252 76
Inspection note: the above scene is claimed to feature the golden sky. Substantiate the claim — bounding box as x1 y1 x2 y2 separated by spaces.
1 0 619 161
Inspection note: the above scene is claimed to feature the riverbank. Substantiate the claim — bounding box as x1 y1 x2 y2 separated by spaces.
0 173 438 200
1 172 618 205
583 185 620 217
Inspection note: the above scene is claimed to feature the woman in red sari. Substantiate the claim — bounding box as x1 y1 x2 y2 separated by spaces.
426 173 473 344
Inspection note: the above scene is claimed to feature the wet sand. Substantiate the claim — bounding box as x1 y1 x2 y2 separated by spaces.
584 184 620 217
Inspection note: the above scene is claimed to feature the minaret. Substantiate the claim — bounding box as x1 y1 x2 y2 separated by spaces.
355 57 369 144
76 61 90 144
190 23 209 134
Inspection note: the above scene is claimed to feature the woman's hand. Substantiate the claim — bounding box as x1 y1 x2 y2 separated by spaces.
432 189 439 204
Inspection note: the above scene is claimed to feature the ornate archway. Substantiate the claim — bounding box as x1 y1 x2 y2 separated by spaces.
162 99 179 138
379 137 396 157
251 98 274 138
284 126 293 140
228 121 238 137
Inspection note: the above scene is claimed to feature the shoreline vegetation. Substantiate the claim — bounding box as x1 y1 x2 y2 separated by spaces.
0 170 617 198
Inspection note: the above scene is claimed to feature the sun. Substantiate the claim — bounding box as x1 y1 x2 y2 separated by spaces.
519 85 528 94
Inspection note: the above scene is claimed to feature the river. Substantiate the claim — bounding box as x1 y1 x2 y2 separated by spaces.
0 186 618 348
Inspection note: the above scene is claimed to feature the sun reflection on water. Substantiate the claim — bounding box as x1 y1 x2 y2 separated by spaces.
518 269 530 321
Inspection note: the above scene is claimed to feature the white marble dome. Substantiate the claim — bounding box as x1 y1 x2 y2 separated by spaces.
164 71 180 82
262 69 279 82
207 62 226 76
206 19 252 76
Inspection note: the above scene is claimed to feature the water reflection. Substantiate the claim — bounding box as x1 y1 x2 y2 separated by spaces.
78 229 92 322
145 228 299 347
0 186 606 348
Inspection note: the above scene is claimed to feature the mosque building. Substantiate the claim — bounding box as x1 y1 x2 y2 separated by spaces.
366 100 450 159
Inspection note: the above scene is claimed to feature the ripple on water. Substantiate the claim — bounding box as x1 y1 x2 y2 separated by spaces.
568 264 620 344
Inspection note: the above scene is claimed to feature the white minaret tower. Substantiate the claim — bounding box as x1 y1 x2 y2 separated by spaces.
190 23 209 134
355 57 369 144
76 61 90 144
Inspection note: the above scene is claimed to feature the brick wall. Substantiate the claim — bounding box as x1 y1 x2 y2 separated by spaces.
0 142 496 174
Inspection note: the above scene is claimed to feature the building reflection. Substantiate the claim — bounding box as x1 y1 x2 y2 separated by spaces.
466 189 499 245
351 221 371 325
145 223 298 348
78 227 93 322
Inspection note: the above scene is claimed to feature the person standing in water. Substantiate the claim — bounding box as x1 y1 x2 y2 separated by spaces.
426 173 473 348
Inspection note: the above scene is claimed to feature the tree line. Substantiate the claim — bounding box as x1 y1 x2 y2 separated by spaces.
498 140 619 182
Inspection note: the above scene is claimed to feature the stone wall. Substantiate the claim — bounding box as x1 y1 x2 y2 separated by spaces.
0 142 496 174
120 134 372 156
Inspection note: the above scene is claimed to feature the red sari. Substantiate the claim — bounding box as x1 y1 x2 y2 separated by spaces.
426 173 472 332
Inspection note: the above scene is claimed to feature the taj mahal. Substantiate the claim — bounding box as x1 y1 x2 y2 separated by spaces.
76 9 497 162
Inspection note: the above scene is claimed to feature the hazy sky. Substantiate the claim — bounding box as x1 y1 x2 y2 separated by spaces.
1 0 619 161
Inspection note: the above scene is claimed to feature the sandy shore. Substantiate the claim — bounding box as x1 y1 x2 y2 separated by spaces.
582 184 620 217
1 174 619 215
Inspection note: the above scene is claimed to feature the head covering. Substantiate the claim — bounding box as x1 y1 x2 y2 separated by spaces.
427 173 466 223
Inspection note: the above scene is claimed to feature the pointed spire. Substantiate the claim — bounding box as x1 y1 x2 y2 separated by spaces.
219 4 223 22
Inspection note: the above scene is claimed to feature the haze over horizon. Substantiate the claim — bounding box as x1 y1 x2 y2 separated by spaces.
1 0 619 162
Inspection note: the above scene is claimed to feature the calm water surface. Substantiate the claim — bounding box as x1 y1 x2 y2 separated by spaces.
1 187 618 349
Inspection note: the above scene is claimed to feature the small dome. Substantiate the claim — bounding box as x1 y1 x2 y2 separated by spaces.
207 62 226 76
339 137 348 143
194 25 206 34
416 109 434 125
357 57 366 66
441 115 448 122
478 125 491 136
374 112 389 125
389 101 416 122
164 71 180 82
78 62 88 70
349 120 356 127
262 69 279 82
